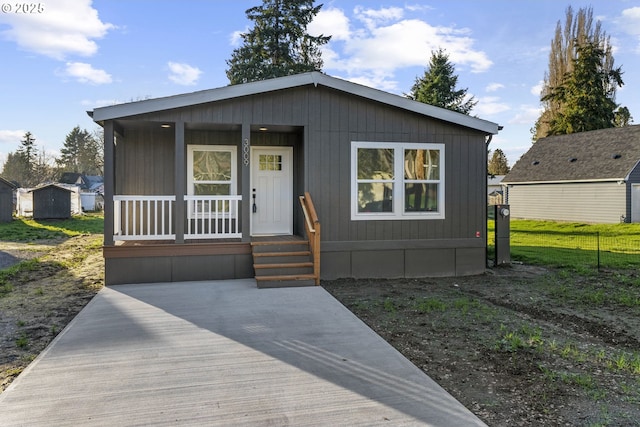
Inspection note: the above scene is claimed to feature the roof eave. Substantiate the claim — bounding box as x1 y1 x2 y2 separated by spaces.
502 177 626 185
90 71 500 135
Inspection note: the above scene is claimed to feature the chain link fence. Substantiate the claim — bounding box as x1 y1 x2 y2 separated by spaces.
488 231 640 270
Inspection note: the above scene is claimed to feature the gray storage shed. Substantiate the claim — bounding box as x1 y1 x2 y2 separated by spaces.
31 184 72 220
0 177 16 223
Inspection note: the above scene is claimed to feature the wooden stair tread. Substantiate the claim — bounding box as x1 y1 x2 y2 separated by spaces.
255 274 316 281
251 240 308 246
254 262 313 269
253 251 310 257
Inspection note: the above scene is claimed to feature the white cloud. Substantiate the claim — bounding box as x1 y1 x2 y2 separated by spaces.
0 0 114 60
474 96 510 116
168 62 202 86
530 80 544 97
0 130 25 144
309 7 350 41
508 105 543 125
81 99 120 108
618 7 640 52
64 62 112 84
230 27 249 47
486 83 505 92
314 5 491 92
354 6 404 30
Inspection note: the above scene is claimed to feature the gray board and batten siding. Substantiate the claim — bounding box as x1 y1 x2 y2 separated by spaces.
503 125 640 224
93 72 499 284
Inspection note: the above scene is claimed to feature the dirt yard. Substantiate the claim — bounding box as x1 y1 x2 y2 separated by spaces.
1 235 639 426
324 266 640 426
0 235 103 392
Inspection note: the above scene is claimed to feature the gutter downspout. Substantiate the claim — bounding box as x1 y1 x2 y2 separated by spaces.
484 134 493 269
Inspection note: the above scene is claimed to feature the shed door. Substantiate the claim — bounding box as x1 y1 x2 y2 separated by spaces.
250 147 293 235
632 184 640 223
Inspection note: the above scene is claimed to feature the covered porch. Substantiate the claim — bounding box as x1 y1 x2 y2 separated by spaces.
99 117 319 286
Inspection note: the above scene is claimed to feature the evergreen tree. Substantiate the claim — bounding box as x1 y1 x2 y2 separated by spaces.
226 0 331 85
1 131 55 187
57 126 102 175
407 48 477 115
488 149 510 175
533 6 628 139
613 106 633 127
17 132 37 171
542 41 623 135
1 152 28 187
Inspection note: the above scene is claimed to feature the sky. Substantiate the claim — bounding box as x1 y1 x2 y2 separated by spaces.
1 0 640 171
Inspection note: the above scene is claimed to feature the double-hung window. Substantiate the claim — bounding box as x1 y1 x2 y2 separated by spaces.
351 142 444 220
187 145 237 217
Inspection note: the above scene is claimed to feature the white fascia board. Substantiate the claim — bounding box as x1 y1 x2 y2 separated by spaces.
91 71 500 134
625 159 640 181
502 178 625 185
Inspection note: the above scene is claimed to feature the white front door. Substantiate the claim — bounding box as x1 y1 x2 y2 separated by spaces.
251 147 293 235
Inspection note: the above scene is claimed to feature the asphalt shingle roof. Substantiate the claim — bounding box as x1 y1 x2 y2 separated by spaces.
503 125 640 183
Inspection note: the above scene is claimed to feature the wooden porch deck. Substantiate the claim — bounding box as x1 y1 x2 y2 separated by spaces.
102 235 315 286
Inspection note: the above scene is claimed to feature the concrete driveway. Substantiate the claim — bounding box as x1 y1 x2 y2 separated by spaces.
0 279 486 426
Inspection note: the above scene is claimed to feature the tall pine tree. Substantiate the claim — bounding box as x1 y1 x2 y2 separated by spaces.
488 149 510 175
542 41 623 135
226 0 330 85
407 48 477 115
57 126 102 175
533 6 628 139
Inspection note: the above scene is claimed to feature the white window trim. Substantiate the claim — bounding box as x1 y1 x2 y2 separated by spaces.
187 145 237 196
187 145 237 219
351 141 445 221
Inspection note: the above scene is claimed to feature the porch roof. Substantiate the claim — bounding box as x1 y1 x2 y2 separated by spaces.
89 72 500 135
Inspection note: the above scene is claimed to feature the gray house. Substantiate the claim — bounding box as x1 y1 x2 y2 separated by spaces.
503 125 640 223
90 72 500 286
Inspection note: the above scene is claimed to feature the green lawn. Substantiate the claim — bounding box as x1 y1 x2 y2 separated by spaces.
488 219 640 270
0 213 104 241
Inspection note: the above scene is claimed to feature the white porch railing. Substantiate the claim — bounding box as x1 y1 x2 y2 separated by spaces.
113 195 242 241
185 195 242 239
114 195 176 241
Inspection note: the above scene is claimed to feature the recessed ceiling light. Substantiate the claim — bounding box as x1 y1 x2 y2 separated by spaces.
161 123 171 128
259 127 268 131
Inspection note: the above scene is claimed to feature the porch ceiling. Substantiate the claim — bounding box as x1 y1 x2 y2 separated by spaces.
114 119 241 133
113 120 301 134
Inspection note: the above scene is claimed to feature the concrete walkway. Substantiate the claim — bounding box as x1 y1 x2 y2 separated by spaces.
0 279 486 426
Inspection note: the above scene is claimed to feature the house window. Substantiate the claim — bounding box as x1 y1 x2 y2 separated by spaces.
351 142 444 220
187 145 237 196
187 145 237 218
259 154 282 171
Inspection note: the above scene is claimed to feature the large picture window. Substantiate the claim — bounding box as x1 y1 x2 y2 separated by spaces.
351 142 444 220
